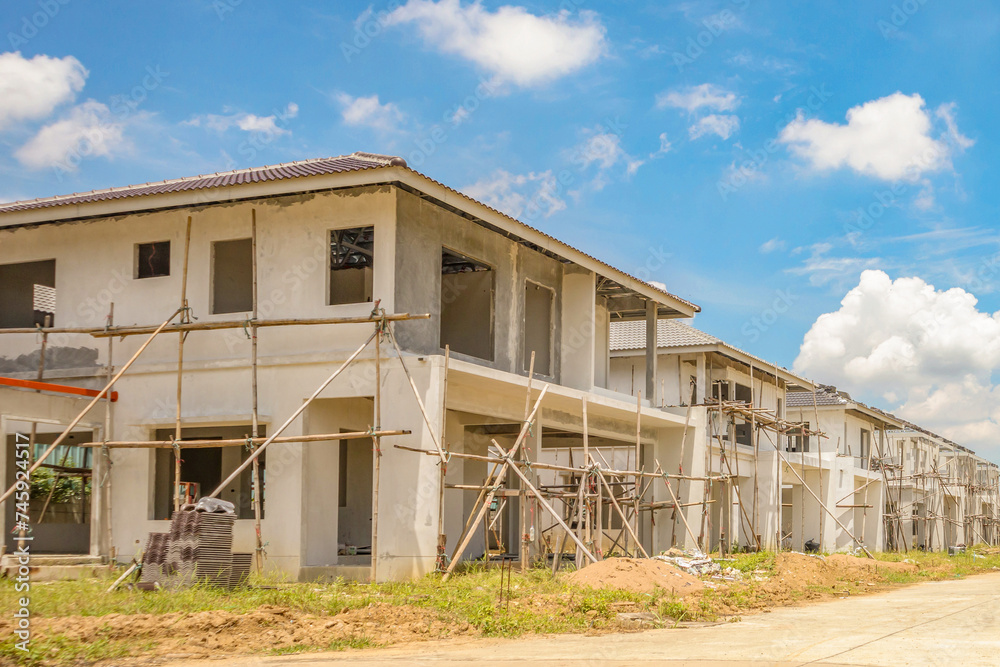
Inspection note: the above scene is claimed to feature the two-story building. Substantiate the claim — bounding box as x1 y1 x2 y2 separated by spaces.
0 153 706 581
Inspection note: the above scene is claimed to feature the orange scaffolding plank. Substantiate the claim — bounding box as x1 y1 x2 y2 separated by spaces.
0 376 119 402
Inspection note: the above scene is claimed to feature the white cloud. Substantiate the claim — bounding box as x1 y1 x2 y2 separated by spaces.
0 52 87 130
462 169 566 220
794 270 1000 456
385 0 606 87
14 100 127 171
656 83 740 113
186 102 298 136
759 237 786 254
778 92 973 182
336 93 406 133
689 114 740 140
569 130 645 188
650 132 672 158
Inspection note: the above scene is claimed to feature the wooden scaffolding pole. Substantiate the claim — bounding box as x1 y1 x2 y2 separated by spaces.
207 331 377 499
811 387 823 551
371 312 383 582
521 351 535 573
101 305 114 560
250 210 264 569
632 392 642 556
0 307 183 507
173 216 193 514
597 469 648 558
436 345 450 571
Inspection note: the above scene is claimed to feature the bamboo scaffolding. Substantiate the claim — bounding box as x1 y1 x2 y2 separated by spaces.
0 308 183 507
521 351 535 573
75 431 409 449
441 386 549 581
207 331 377 499
371 310 383 582
436 345 450 571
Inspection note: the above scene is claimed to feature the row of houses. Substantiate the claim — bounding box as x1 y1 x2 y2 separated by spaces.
0 153 996 582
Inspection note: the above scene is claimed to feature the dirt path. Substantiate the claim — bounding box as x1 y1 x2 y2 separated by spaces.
180 572 1000 667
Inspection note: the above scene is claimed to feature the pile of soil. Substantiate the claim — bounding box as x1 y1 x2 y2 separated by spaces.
564 557 704 595
771 552 917 590
1 603 475 660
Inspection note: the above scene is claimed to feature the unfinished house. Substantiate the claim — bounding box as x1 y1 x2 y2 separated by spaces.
604 319 815 552
883 427 949 551
785 387 902 553
0 152 717 581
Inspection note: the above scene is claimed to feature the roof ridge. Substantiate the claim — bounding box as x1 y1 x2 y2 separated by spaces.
0 152 394 209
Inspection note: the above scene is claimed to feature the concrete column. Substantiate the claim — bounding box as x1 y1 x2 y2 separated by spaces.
695 354 706 404
645 301 658 406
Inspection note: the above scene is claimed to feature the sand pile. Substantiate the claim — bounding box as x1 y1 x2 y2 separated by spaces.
772 552 917 590
564 557 704 595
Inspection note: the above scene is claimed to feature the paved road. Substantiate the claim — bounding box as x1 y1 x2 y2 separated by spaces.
189 572 1000 666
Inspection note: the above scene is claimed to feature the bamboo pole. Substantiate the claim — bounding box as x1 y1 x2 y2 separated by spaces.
521 351 535 573
207 331 377 498
441 386 549 581
0 314 428 338
371 314 383 582
102 305 114 560
811 387 823 550
0 308 183 507
436 345 450 571
75 430 408 448
173 215 193 513
250 210 264 570
671 403 693 548
632 392 641 556
582 397 591 562
714 435 761 551
395 445 725 482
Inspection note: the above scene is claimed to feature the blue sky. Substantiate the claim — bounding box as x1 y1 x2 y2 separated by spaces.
3 0 1000 457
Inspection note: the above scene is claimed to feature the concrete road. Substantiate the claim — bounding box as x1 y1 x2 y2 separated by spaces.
190 572 1000 666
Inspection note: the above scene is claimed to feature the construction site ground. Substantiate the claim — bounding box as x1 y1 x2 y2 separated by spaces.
3 549 999 666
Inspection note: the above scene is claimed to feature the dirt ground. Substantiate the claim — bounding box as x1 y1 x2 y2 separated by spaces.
0 553 950 665
14 603 476 660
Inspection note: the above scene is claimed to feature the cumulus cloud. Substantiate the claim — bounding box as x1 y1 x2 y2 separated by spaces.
14 100 126 171
385 0 606 87
656 83 740 113
186 103 298 136
689 114 740 140
794 270 1000 455
573 131 643 175
462 169 566 220
0 52 87 130
778 92 973 182
336 93 406 133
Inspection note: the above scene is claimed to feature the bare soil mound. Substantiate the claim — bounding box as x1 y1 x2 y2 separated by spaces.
564 557 704 595
772 552 916 590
